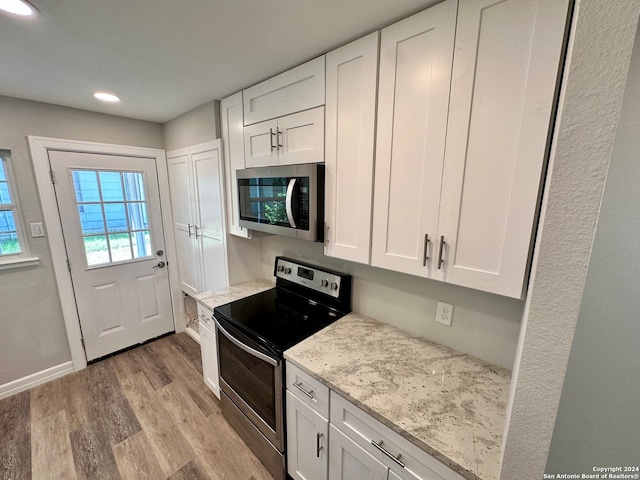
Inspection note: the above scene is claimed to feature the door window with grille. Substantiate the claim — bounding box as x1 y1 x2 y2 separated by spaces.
71 169 153 267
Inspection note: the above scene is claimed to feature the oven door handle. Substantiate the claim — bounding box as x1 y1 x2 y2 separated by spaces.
214 317 280 367
285 178 297 228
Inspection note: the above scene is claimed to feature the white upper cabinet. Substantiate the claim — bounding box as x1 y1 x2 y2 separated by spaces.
324 32 379 265
434 0 570 298
277 107 325 166
370 0 569 298
221 92 251 238
243 56 325 125
244 106 325 167
371 0 457 278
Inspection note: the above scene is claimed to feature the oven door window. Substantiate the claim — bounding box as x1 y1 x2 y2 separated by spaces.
238 176 309 229
218 330 277 431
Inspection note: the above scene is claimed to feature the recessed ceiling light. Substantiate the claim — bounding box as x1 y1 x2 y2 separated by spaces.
93 92 121 103
0 0 37 16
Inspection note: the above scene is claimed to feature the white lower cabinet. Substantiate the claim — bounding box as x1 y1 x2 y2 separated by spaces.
285 362 464 480
197 303 220 399
286 391 329 480
329 425 387 480
330 392 464 480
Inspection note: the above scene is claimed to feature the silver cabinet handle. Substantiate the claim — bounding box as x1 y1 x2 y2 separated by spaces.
188 224 193 237
292 381 314 399
285 178 297 228
316 432 324 458
438 235 445 269
195 225 201 239
277 128 283 150
270 128 276 151
422 233 430 266
370 440 405 468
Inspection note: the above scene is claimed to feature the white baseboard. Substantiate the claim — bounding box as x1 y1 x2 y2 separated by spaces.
0 361 74 400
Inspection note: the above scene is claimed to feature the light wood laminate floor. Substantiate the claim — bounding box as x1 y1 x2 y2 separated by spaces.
0 333 274 480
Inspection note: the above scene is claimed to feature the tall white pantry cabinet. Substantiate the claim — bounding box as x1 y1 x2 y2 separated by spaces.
324 0 570 299
166 140 228 296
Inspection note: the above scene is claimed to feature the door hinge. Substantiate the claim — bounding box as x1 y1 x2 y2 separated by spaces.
80 337 85 350
66 258 71 272
49 169 56 184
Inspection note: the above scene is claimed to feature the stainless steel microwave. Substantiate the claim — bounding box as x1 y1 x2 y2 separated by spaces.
237 164 324 242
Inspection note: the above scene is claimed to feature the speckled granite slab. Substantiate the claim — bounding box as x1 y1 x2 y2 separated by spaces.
284 313 511 480
193 278 275 310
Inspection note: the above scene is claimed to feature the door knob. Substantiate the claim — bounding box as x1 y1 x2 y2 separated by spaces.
153 261 166 269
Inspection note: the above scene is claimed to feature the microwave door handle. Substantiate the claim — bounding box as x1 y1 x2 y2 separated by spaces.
285 178 297 228
214 317 279 367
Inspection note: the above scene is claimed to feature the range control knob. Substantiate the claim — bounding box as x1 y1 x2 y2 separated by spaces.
277 265 285 272
330 282 338 291
284 267 292 274
320 279 329 287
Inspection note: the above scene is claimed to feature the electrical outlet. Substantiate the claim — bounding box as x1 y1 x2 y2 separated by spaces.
435 301 453 326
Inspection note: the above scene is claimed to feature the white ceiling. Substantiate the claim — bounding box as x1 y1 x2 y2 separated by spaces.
0 0 439 123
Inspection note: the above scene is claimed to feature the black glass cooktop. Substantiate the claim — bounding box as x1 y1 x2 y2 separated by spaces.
213 288 348 356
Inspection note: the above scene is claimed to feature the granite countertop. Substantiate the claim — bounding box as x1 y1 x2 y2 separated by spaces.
284 313 511 480
193 278 275 310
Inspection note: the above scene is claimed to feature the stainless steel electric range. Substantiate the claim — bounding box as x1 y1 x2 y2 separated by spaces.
213 256 352 480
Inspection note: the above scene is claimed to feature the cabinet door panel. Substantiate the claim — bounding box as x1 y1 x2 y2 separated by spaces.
436 0 570 297
325 32 379 264
193 146 224 241
388 470 422 480
244 119 279 167
243 56 325 125
329 425 387 480
278 107 325 166
167 148 200 295
199 315 220 399
286 391 328 480
371 0 457 277
221 92 251 238
192 141 229 292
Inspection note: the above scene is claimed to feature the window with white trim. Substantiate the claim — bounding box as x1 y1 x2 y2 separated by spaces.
0 150 36 269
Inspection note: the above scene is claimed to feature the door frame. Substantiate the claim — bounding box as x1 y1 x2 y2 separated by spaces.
28 136 182 371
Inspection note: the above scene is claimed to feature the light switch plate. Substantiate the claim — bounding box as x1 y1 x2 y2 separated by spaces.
435 301 453 326
29 222 45 237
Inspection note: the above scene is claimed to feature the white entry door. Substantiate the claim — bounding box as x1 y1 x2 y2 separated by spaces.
49 151 174 361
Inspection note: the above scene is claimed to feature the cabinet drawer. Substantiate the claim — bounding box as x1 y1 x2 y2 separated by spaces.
286 362 329 419
243 56 325 125
196 303 214 329
330 392 465 480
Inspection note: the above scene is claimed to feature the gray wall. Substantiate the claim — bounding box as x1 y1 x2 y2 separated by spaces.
260 236 523 369
545 24 640 473
163 101 220 151
0 95 164 385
